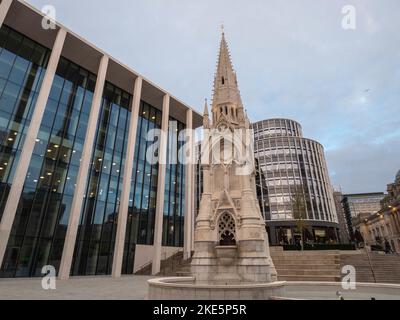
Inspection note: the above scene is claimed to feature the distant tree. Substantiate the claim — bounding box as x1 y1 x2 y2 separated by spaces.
291 187 308 251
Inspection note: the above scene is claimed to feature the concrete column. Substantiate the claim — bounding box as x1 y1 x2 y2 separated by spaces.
58 54 109 280
111 76 142 277
151 93 170 275
0 27 66 268
183 109 194 260
0 0 12 28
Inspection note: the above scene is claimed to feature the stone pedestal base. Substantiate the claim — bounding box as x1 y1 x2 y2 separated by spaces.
147 277 287 300
190 240 277 283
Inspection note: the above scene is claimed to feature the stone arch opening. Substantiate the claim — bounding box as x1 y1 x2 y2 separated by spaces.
218 212 236 245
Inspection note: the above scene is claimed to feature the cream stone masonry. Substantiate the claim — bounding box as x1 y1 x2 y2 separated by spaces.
0 0 13 28
191 31 277 283
0 27 67 269
58 55 109 280
112 76 143 277
152 94 170 275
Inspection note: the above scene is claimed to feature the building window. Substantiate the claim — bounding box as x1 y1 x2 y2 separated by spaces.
0 25 49 225
71 82 131 276
122 101 161 274
162 117 185 247
0 54 96 278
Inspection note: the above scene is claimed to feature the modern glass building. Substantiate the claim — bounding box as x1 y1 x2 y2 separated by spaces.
341 192 385 241
0 0 201 278
252 118 339 245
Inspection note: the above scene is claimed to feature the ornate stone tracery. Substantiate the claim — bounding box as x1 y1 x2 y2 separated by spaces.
218 212 236 245
190 29 277 283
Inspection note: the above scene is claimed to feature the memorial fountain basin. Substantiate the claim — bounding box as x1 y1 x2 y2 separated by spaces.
147 277 400 300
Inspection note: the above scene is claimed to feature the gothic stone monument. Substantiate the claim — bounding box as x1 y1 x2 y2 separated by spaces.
190 31 277 284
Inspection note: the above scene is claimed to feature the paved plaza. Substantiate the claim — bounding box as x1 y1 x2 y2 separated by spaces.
1 275 400 300
0 275 153 300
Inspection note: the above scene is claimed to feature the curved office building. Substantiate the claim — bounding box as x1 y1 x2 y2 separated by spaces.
253 118 339 245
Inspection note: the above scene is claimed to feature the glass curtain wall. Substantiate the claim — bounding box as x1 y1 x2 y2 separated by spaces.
0 56 96 277
0 25 49 221
71 82 131 276
162 118 185 247
122 101 161 275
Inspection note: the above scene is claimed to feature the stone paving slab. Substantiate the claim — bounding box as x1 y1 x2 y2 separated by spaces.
0 275 154 300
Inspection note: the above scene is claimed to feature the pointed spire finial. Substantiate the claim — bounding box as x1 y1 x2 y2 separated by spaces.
203 98 210 128
211 26 244 124
203 98 209 116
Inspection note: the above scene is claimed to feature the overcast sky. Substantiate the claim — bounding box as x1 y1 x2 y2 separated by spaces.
28 0 400 194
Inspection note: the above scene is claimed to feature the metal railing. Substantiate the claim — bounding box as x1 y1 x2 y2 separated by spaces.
159 248 184 276
136 260 153 274
364 246 377 283
135 248 184 275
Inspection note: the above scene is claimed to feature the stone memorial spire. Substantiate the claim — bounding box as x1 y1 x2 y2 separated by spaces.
190 29 277 283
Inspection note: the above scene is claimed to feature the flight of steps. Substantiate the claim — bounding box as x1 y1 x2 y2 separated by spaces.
136 247 400 284
159 252 192 277
134 250 192 276
270 247 341 282
340 251 400 284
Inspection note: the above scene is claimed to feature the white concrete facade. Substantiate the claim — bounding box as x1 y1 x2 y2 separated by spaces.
0 0 13 28
0 26 67 269
183 109 194 260
0 0 202 278
151 94 170 275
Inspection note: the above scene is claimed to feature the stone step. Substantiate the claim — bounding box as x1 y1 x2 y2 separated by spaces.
272 258 340 262
272 253 339 258
175 271 191 276
273 264 340 270
272 259 338 265
373 280 400 284
342 262 400 266
271 252 339 257
372 273 400 277
341 264 400 269
342 257 400 261
341 256 400 263
272 252 339 256
277 275 340 282
275 269 339 276
339 251 400 284
269 247 284 251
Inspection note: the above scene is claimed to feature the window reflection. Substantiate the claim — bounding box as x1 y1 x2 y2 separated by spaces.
72 82 131 276
122 101 161 275
0 52 95 277
162 117 185 247
0 26 49 226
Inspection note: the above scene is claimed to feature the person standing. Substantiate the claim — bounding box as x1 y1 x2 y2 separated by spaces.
384 239 393 254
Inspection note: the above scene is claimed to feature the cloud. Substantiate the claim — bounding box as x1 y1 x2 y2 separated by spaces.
27 0 400 193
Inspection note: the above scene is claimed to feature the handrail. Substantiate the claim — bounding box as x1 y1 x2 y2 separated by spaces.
160 248 184 275
364 246 377 283
137 260 153 272
136 248 183 275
